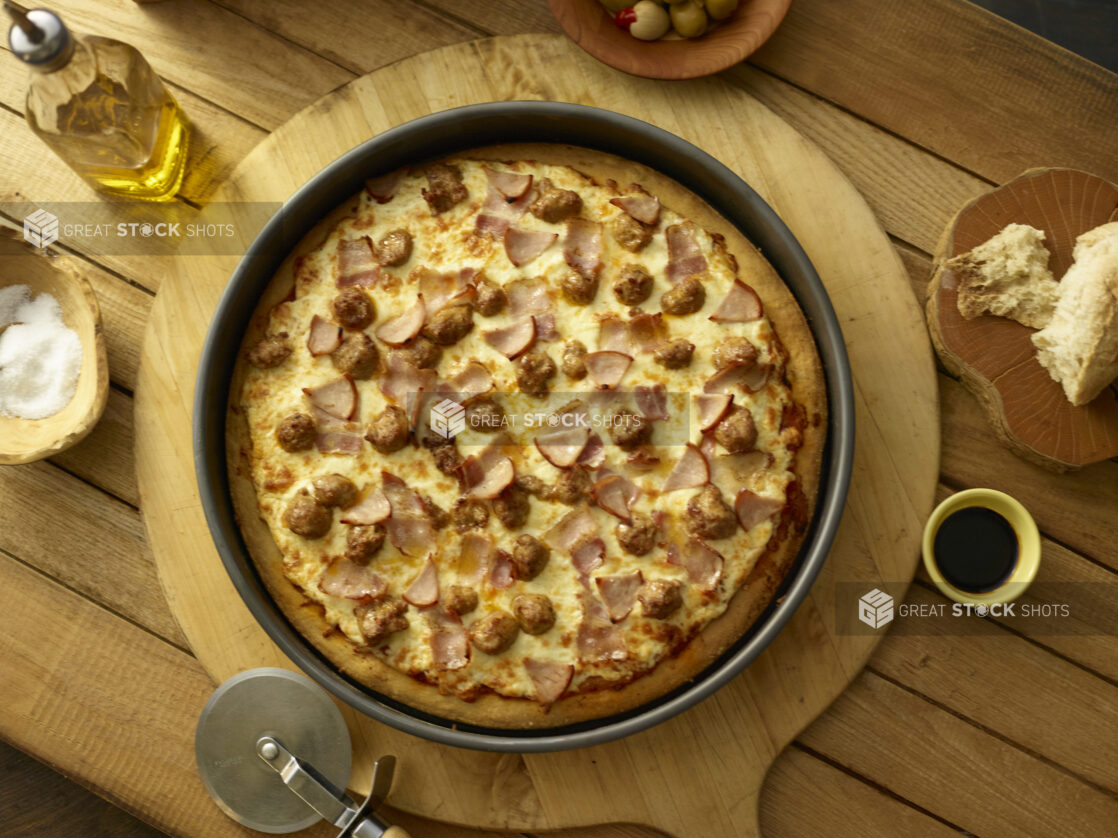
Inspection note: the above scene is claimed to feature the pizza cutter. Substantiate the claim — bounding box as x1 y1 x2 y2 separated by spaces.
195 668 411 837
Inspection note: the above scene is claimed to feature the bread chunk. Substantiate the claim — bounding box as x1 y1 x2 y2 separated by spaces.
946 223 1059 329
1031 222 1118 406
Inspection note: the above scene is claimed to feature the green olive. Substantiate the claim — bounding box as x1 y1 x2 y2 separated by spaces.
629 0 671 40
670 0 707 38
704 0 739 21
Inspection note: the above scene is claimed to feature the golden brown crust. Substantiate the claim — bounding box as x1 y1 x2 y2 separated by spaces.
228 143 826 729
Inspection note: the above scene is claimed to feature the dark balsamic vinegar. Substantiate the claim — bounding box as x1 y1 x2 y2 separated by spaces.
933 506 1019 593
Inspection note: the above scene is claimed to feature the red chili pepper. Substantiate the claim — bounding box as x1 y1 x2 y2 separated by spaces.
614 7 637 29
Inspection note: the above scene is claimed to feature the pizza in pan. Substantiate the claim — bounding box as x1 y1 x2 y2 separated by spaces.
229 144 825 728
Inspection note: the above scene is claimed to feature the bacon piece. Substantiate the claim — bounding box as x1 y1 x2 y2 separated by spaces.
504 228 558 267
381 472 434 556
303 375 357 420
457 532 495 584
524 658 573 705
476 171 535 237
307 315 342 356
544 508 600 552
596 570 644 622
403 556 439 607
597 316 633 355
430 612 469 672
475 214 510 237
703 362 753 395
564 219 603 280
591 474 640 522
635 383 668 421
584 351 632 390
340 489 391 525
488 550 515 589
365 169 406 203
483 316 536 359
742 363 771 393
448 360 494 398
337 238 381 288
379 355 438 426
695 393 733 430
709 450 773 488
462 444 515 499
571 537 605 575
626 448 660 471
577 433 606 468
374 296 426 346
319 559 386 602
577 594 627 662
666 221 707 284
610 194 660 225
735 489 784 530
315 431 363 454
533 312 560 342
417 268 473 314
535 426 591 469
628 312 668 352
663 443 710 492
710 279 763 322
670 539 724 592
484 167 533 200
505 277 552 317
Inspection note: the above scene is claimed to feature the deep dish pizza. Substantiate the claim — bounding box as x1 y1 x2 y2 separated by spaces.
229 144 825 728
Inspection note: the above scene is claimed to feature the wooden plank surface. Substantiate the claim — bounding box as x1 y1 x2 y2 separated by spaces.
0 0 1115 835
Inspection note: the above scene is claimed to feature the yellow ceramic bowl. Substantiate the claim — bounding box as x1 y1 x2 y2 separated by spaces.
922 489 1041 605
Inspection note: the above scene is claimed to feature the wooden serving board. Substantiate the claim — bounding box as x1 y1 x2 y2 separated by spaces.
134 35 938 837
926 167 1118 471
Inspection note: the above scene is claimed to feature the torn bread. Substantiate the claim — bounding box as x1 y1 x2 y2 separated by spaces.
947 223 1060 329
1031 221 1118 406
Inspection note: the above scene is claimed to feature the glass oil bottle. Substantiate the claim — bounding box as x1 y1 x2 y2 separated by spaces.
5 3 190 201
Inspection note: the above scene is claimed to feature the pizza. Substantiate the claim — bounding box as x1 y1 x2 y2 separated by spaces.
229 144 825 728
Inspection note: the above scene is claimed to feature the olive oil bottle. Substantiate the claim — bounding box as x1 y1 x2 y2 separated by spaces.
5 3 189 201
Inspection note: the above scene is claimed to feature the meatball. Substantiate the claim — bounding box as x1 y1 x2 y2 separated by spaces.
420 494 450 529
492 485 530 530
423 436 462 475
283 490 332 539
422 163 467 214
529 178 582 223
332 288 374 331
560 340 588 380
654 338 695 370
331 333 379 379
443 585 478 617
515 474 548 498
612 264 654 305
552 465 593 505
311 474 357 508
660 276 706 316
468 610 520 655
616 514 659 556
612 213 652 252
516 350 556 397
473 276 507 316
365 406 409 453
609 408 652 451
276 412 316 452
391 336 441 370
373 228 412 267
422 304 473 346
714 406 757 454
466 398 506 434
453 498 489 532
638 579 683 619
711 336 758 370
512 594 556 635
686 485 737 540
558 269 599 305
247 334 291 368
356 597 408 645
345 523 386 564
510 534 550 580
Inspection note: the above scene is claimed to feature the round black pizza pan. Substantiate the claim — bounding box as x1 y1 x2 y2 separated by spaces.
194 101 855 753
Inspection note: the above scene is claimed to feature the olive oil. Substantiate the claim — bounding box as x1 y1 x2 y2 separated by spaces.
7 6 189 201
932 506 1019 593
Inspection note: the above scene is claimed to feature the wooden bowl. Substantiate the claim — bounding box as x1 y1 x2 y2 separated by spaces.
0 228 109 465
548 0 791 79
926 168 1118 471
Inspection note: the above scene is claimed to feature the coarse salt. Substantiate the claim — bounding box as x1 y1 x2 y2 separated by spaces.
0 284 82 419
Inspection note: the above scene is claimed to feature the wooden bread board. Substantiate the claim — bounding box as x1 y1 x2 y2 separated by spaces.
134 35 938 837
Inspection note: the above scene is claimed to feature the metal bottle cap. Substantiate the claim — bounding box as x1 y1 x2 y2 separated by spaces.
5 4 74 72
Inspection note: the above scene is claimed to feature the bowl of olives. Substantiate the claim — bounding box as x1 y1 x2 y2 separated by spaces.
548 0 792 79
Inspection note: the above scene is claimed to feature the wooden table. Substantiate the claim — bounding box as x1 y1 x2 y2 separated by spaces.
1 2 1115 836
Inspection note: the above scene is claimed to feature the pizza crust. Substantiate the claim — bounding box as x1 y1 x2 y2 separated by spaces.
227 143 826 729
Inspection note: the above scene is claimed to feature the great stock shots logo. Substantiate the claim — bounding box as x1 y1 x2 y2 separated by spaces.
429 398 466 440
858 588 895 629
23 208 59 248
